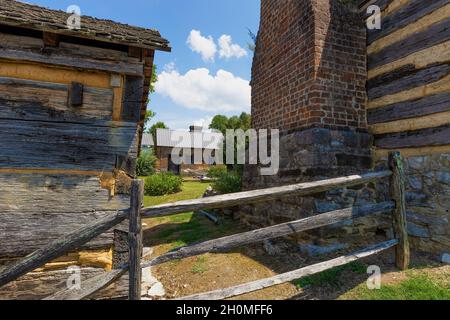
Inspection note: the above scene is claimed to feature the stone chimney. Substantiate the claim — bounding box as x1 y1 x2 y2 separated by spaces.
241 0 383 246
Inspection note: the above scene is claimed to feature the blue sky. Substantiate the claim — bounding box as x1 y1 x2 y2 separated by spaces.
26 0 260 130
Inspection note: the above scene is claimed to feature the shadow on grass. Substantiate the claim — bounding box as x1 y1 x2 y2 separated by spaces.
142 211 239 250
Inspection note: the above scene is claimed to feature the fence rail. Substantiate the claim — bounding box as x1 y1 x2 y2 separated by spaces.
142 201 395 268
141 171 392 218
178 239 399 300
0 151 409 300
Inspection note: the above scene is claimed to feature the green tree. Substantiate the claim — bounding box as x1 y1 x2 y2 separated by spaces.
150 121 168 143
144 110 156 131
209 115 229 135
209 112 252 171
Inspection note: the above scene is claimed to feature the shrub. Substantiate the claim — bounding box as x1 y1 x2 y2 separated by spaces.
145 172 183 196
213 170 242 194
207 166 227 179
136 149 156 177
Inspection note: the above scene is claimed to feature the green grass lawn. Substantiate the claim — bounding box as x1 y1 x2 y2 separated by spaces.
342 274 450 300
143 180 210 207
294 260 449 300
142 180 237 249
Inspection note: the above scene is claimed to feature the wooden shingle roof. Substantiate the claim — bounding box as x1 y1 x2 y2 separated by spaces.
0 0 171 51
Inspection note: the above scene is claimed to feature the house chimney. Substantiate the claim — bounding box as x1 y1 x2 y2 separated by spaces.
189 125 203 132
242 0 374 243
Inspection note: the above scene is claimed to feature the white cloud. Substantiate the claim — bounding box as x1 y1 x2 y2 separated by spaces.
187 30 217 62
218 35 248 59
155 67 251 113
163 62 176 72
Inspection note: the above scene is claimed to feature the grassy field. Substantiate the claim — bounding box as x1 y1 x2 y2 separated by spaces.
339 266 450 300
143 180 209 207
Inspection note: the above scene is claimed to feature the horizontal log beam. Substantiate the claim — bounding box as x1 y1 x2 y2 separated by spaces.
367 0 450 44
43 269 127 300
142 202 395 268
141 171 392 218
368 17 450 69
368 62 450 100
375 124 450 148
368 93 450 124
0 209 129 288
0 48 144 76
360 0 391 14
43 247 154 300
178 239 399 300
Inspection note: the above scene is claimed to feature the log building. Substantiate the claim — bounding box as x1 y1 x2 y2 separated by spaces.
0 0 170 299
142 126 223 176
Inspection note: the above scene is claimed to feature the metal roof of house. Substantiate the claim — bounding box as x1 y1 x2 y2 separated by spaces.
0 0 171 51
142 129 224 150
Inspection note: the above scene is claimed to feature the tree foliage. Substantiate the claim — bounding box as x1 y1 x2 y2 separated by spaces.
150 121 168 143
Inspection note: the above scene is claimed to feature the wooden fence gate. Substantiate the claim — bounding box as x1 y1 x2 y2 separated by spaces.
0 152 410 300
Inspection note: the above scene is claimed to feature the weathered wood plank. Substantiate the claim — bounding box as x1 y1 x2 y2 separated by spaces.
368 93 450 124
128 180 144 300
0 77 114 121
141 171 392 218
0 118 138 171
0 210 119 258
43 246 153 300
178 240 399 300
0 174 128 214
368 62 450 100
375 125 450 149
43 32 60 47
42 269 127 300
121 76 144 122
360 0 391 13
0 47 144 76
0 209 128 288
0 267 128 300
368 17 450 69
389 152 410 270
143 202 395 268
368 0 450 44
0 33 141 64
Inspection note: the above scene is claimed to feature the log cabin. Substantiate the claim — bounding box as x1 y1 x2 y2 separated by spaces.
0 0 170 299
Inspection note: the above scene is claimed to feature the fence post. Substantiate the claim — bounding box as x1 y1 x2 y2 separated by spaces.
129 179 144 300
389 151 410 270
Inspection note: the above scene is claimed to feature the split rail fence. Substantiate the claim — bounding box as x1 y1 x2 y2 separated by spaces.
0 152 410 300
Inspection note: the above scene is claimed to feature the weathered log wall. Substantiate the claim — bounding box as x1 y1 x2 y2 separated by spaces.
0 29 149 299
360 0 450 253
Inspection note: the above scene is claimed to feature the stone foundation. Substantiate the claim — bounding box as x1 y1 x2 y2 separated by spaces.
375 153 450 254
240 127 393 249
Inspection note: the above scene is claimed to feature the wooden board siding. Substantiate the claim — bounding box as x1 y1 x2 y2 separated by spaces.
0 30 140 271
0 77 114 121
0 61 112 88
0 174 129 258
0 118 137 171
367 0 450 45
361 0 450 156
0 267 128 300
0 33 144 76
